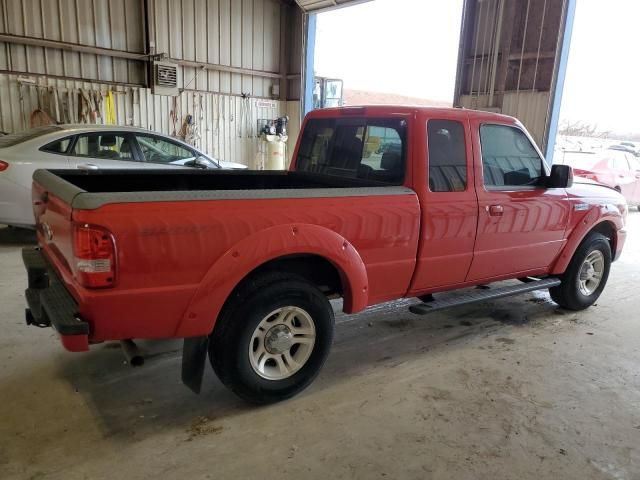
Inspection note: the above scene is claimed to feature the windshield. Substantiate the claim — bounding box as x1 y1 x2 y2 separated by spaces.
0 126 62 148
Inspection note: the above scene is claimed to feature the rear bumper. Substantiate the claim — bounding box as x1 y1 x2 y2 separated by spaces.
22 247 90 352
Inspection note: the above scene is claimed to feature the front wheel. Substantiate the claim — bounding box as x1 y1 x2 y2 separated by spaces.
549 232 611 310
209 272 334 404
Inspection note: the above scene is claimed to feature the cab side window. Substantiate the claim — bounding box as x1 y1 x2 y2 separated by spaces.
427 120 467 192
480 125 544 189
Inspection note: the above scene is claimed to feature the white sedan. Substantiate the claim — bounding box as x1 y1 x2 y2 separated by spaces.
0 125 247 228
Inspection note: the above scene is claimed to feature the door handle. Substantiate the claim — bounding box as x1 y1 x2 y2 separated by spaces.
488 205 504 216
78 163 99 170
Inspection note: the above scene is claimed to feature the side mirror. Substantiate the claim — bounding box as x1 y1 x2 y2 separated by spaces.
183 156 213 169
547 164 573 188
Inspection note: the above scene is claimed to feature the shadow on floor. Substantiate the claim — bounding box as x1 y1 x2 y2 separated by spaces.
0 226 36 246
21 293 561 442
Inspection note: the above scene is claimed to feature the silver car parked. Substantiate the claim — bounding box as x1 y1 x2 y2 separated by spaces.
0 125 247 227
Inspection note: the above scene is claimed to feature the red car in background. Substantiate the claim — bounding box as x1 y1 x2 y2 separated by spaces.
562 148 640 210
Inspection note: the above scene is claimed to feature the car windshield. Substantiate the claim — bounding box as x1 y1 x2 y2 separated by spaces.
0 126 63 148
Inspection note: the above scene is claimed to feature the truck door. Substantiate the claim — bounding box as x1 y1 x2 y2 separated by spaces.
466 121 571 281
409 115 478 293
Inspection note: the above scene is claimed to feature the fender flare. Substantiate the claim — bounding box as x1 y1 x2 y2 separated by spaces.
174 223 369 337
551 207 623 275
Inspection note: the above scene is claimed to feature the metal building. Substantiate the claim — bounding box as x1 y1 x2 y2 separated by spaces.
0 0 308 165
0 0 573 165
454 0 576 158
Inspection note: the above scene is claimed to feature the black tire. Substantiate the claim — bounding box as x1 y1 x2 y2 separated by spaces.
209 272 334 404
549 232 611 310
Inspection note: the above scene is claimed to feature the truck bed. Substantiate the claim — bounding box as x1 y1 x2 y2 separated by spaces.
42 169 390 192
34 169 407 210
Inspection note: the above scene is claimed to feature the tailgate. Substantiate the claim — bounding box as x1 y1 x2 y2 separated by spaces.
32 170 79 277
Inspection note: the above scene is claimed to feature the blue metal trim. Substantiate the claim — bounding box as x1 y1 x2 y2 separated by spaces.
303 13 317 116
545 0 577 161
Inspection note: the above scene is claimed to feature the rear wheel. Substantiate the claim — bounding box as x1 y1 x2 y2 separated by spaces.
549 232 611 310
209 272 334 404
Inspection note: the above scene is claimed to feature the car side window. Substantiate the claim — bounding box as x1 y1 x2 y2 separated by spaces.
40 137 72 155
427 120 467 192
480 124 544 189
70 134 134 160
136 135 196 165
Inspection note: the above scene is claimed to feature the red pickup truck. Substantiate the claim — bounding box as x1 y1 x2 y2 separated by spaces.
23 106 628 404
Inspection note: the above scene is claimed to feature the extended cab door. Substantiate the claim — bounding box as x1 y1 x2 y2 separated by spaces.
466 121 571 281
409 113 478 292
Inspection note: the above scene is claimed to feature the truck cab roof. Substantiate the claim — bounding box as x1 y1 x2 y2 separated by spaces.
308 105 519 125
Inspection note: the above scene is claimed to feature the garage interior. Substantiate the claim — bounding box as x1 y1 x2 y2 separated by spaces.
1 1 640 479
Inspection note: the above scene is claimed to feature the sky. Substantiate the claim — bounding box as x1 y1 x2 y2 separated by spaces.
559 0 640 133
314 0 463 102
315 0 640 134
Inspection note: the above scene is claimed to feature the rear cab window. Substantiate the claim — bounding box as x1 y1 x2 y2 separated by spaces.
295 117 407 185
480 124 546 189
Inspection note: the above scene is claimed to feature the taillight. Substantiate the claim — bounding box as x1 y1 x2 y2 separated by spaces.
0 161 8 171
72 224 116 288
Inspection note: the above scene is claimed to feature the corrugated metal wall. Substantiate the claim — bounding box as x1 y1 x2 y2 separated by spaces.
455 0 568 153
0 0 146 84
149 0 287 98
459 91 551 146
0 74 283 166
0 0 304 165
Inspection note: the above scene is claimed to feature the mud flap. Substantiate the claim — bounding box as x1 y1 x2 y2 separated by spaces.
181 336 209 394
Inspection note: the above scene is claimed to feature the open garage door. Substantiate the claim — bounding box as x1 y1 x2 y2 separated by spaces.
295 0 372 13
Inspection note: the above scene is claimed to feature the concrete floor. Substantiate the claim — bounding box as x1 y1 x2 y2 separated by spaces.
1 214 639 480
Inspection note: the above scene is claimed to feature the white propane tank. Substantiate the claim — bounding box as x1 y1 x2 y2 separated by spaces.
265 134 288 170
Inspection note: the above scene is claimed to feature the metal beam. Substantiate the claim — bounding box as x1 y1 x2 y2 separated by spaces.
0 33 148 61
544 0 577 160
302 13 317 116
0 33 286 81
0 69 144 88
170 58 283 80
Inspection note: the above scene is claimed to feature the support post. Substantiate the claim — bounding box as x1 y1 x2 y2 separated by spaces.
544 0 577 161
302 13 317 116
